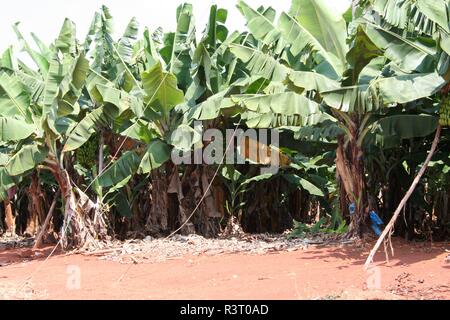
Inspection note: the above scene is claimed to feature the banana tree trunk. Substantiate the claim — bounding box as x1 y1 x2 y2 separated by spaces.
146 164 170 234
335 120 368 237
179 165 223 237
146 162 224 237
58 168 85 249
25 173 46 236
47 161 97 249
4 198 15 235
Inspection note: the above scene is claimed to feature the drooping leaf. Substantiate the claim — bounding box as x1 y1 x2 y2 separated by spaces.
230 44 289 82
0 117 35 141
0 167 15 201
168 124 202 152
375 72 446 104
284 173 324 196
372 114 439 141
5 144 48 176
96 85 142 117
139 139 171 174
288 71 340 92
98 151 141 187
63 107 109 152
279 0 349 77
372 0 449 35
416 0 449 33
120 120 155 144
231 92 322 128
365 24 436 73
0 71 32 121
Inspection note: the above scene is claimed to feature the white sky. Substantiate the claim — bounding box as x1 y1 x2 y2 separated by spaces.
0 0 351 53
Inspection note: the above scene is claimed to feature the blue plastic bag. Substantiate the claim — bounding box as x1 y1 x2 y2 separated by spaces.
349 203 356 215
369 210 383 236
369 211 383 225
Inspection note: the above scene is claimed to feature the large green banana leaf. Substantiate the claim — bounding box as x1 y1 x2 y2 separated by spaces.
288 71 340 92
283 173 324 196
159 3 195 90
237 0 280 46
0 167 15 200
55 18 77 55
85 6 115 73
229 44 289 82
57 54 90 116
143 27 161 70
5 144 48 176
375 72 446 104
120 119 155 144
141 62 184 117
372 114 439 141
204 4 229 49
138 139 171 174
0 47 16 70
231 92 321 128
0 117 35 141
0 71 32 121
63 107 109 152
98 151 141 187
365 24 436 73
96 85 142 117
13 23 49 75
117 17 139 64
372 0 449 35
278 0 348 77
321 69 445 112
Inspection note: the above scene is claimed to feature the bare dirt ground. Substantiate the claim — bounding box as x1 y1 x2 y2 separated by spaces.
0 235 448 300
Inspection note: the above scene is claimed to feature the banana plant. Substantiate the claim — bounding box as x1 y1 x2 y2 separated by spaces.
0 19 103 248
215 0 448 236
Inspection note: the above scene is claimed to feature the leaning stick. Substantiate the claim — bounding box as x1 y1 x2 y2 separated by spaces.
364 125 441 269
33 190 60 249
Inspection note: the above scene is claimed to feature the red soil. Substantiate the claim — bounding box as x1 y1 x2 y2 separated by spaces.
0 239 448 300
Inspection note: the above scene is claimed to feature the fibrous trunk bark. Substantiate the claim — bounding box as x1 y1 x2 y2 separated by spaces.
146 164 171 235
335 119 367 237
25 173 46 237
145 163 224 237
4 198 15 235
48 161 105 250
179 165 224 237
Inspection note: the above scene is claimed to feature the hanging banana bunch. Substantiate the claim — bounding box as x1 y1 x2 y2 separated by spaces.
76 135 99 169
439 95 450 127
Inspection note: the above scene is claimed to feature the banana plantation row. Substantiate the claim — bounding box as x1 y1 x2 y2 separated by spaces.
0 0 449 249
